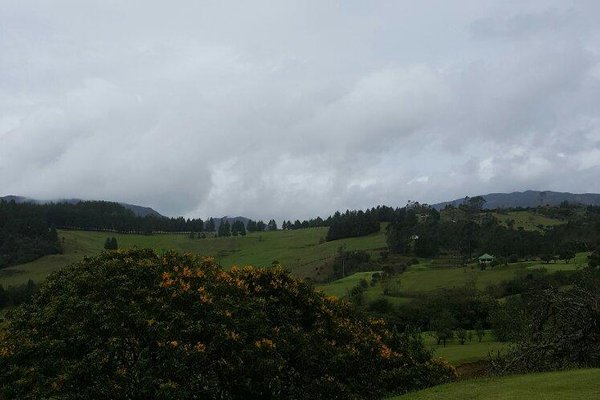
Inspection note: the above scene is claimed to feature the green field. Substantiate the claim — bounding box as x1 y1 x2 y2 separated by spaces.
0 227 387 287
490 211 565 232
390 368 600 400
319 252 589 302
423 330 507 365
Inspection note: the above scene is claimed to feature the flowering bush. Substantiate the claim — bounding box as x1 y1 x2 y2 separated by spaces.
0 249 454 399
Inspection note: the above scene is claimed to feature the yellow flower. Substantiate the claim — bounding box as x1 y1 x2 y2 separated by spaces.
194 342 206 352
255 338 274 349
169 340 179 348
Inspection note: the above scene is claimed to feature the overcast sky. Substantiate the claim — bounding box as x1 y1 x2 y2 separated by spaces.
1 1 600 219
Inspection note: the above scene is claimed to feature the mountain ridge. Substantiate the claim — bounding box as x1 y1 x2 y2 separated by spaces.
432 190 600 210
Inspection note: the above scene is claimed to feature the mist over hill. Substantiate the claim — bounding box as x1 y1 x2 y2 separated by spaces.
0 195 164 218
433 190 600 210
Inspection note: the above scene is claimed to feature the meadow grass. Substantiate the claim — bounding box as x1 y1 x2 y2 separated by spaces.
0 227 387 287
490 210 565 232
389 368 600 400
423 330 507 365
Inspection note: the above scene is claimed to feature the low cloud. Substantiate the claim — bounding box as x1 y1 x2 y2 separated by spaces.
1 1 599 219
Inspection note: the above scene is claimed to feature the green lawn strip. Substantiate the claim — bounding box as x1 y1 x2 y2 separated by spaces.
389 368 600 400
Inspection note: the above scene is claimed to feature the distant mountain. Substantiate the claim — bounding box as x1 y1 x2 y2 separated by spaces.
0 195 164 218
433 190 600 210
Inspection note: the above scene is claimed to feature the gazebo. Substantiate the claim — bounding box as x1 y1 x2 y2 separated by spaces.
478 253 495 265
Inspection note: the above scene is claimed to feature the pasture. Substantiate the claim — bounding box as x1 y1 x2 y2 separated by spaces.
318 252 589 301
390 368 600 400
0 227 387 287
490 210 565 232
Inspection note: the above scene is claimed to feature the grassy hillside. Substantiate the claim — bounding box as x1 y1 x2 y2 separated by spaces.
0 227 387 287
490 210 565 231
390 368 600 400
423 330 507 365
319 253 589 301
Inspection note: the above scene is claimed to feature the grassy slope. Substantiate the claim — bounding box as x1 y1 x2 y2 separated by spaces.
390 368 600 400
490 210 565 231
423 331 507 365
0 227 387 287
319 252 589 300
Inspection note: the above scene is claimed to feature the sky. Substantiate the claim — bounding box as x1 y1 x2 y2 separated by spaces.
1 0 600 220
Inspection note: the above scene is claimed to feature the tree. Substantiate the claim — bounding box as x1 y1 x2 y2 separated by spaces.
205 218 216 232
474 321 485 343
456 328 467 345
218 220 231 237
256 220 266 231
231 220 246 236
267 219 278 231
246 220 257 232
103 237 118 250
0 249 456 399
558 243 576 263
431 311 456 347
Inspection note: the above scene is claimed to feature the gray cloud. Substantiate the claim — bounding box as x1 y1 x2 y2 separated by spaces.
1 1 600 220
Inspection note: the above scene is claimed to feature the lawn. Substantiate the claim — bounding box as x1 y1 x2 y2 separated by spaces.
0 227 388 287
389 368 600 400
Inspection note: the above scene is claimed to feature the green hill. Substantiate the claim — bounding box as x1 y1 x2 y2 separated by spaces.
389 368 600 400
0 227 387 287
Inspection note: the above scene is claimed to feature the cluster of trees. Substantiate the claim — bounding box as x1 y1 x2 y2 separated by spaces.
246 219 277 232
0 249 455 399
0 201 62 268
217 220 246 237
326 210 380 241
215 219 278 237
103 237 118 250
386 198 600 263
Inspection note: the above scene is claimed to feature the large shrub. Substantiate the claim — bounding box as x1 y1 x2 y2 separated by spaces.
0 249 454 399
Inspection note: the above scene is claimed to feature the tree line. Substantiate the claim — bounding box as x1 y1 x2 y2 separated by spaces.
0 201 62 268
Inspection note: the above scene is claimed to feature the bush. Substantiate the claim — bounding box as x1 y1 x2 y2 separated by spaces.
0 249 455 399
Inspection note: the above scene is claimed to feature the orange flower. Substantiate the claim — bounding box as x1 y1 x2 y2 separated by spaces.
194 342 206 352
380 345 392 359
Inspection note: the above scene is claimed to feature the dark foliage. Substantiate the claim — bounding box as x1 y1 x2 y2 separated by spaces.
490 267 600 374
0 201 62 268
0 249 455 399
